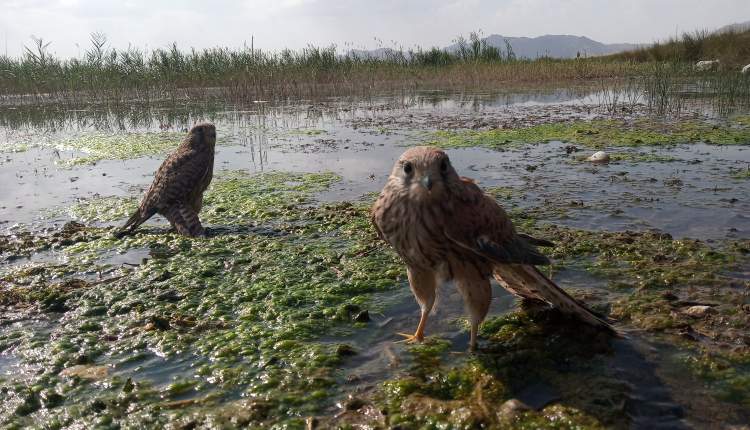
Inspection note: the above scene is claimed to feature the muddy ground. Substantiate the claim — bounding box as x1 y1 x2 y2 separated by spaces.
1 89 749 429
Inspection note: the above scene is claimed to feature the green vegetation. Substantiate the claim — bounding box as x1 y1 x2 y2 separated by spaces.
429 117 750 149
0 171 403 428
374 312 618 429
2 167 749 427
0 32 658 104
611 28 750 67
2 30 749 117
57 132 184 165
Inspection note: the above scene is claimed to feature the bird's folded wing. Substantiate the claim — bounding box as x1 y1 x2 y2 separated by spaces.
443 181 550 266
143 149 209 209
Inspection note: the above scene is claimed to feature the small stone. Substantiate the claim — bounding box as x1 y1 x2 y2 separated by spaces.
497 399 532 421
587 151 610 163
60 365 108 380
682 305 714 318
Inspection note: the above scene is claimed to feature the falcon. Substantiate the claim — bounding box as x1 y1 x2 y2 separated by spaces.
371 146 613 350
116 123 216 237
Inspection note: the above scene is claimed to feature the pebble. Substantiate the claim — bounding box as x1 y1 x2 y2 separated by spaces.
497 399 532 421
60 365 108 380
588 151 610 163
682 305 714 318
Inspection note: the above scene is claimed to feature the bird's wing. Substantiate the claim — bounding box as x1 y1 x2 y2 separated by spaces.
140 148 210 212
370 203 385 241
493 264 615 333
517 233 555 248
443 179 550 266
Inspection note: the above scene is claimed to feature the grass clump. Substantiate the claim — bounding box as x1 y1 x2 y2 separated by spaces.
610 28 750 67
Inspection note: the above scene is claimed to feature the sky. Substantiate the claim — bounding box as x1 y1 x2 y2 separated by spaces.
1 0 749 58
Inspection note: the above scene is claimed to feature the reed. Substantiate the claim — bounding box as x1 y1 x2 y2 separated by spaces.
610 27 750 68
0 33 651 104
0 31 747 116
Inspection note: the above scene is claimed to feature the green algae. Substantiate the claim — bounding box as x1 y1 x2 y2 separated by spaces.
289 128 327 136
0 171 405 428
202 171 341 225
731 168 750 179
606 152 679 163
66 171 342 227
376 311 619 429
0 143 28 153
56 132 183 165
68 196 138 223
680 351 750 407
3 168 750 427
428 118 750 149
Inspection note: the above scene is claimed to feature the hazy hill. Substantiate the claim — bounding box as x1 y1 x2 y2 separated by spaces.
715 20 750 33
449 34 639 59
349 34 639 60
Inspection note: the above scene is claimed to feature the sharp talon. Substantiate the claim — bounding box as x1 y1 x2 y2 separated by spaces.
395 332 423 344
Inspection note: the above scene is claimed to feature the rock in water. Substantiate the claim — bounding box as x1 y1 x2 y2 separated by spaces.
60 365 109 380
588 151 610 163
682 305 714 318
497 399 533 421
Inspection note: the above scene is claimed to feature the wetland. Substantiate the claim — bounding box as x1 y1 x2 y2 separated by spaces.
1 86 749 429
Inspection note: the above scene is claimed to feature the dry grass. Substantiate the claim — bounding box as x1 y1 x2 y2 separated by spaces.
609 28 750 69
0 35 651 104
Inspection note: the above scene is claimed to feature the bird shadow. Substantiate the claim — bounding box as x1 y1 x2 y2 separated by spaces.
473 307 688 429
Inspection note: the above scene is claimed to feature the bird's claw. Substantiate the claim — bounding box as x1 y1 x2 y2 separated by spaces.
395 332 423 344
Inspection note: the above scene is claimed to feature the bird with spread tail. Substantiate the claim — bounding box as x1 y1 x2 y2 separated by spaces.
371 146 614 350
116 123 216 238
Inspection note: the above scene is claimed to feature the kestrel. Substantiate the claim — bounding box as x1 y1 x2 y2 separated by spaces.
116 123 216 238
371 146 613 350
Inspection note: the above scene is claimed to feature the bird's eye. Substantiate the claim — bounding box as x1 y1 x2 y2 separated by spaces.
403 162 413 175
440 159 449 173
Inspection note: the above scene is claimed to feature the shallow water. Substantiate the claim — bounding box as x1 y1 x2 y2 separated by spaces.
0 89 749 428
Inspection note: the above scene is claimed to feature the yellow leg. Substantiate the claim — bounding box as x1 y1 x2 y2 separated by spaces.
469 322 479 352
396 266 437 344
395 307 429 343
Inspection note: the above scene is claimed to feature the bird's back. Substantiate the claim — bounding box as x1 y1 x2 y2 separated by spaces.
139 142 212 215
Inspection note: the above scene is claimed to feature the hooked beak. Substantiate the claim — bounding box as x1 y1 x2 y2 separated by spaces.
420 175 433 191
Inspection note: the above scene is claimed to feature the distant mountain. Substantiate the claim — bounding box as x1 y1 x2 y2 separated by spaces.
348 34 640 60
715 20 750 34
448 34 640 59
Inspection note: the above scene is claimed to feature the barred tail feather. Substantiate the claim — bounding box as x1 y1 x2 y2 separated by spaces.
163 203 204 237
114 208 153 238
493 264 616 334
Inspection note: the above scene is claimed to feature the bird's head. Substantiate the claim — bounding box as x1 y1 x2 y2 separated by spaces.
390 146 458 201
189 123 217 148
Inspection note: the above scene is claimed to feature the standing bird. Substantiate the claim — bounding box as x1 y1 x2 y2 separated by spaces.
116 123 216 238
371 146 613 351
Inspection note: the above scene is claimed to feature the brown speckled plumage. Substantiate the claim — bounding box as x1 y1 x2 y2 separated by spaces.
117 123 216 237
371 146 613 350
